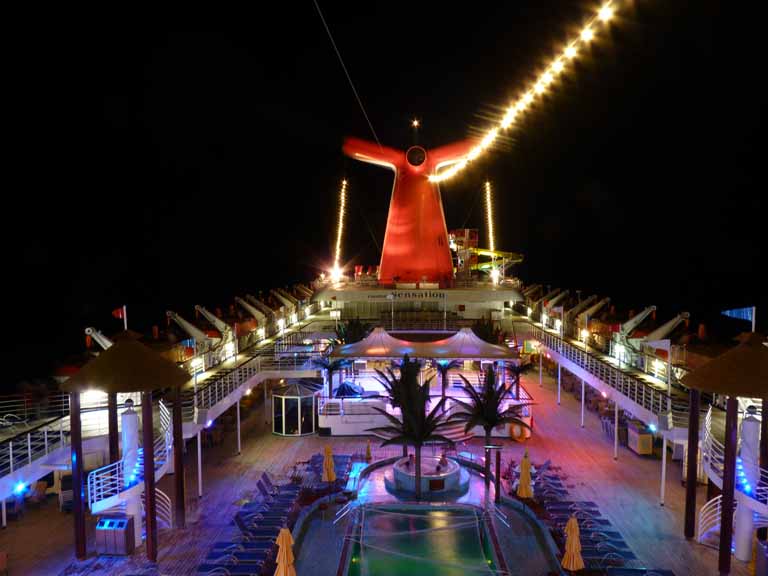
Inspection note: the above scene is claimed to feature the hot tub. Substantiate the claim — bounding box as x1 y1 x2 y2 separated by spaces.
392 456 461 494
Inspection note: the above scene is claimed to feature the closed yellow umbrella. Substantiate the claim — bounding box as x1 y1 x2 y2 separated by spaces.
561 515 585 572
516 449 533 499
274 527 297 576
322 445 337 483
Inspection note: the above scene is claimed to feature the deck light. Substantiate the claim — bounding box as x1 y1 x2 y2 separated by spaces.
429 1 619 183
333 179 348 271
598 4 614 22
648 423 657 433
206 420 213 428
13 482 26 495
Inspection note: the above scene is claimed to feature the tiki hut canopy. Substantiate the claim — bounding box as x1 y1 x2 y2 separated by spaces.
61 339 190 393
681 333 768 398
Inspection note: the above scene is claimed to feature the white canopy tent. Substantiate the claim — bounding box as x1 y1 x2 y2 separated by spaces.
330 327 515 360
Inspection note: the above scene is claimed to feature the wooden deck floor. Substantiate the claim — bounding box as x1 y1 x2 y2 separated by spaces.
0 371 751 575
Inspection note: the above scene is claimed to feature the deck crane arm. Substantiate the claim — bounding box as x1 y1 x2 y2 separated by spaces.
275 287 299 306
166 310 212 344
270 289 296 313
85 327 113 350
522 284 542 299
640 312 690 343
619 305 657 338
235 297 267 324
195 306 232 337
565 295 598 322
531 288 561 312
544 290 569 314
576 297 611 328
245 294 277 319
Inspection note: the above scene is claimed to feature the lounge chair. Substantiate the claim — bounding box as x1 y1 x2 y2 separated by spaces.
206 551 268 564
256 480 296 504
261 472 301 494
212 541 274 552
197 563 261 575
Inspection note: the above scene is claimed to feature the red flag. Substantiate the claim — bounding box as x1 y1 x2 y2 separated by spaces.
112 307 124 319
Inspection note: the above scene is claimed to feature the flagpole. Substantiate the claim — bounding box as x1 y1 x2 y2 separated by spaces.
123 305 128 331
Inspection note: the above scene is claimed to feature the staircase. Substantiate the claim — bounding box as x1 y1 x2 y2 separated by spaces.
87 400 172 515
697 495 768 549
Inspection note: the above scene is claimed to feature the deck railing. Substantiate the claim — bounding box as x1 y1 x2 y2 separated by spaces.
526 324 673 417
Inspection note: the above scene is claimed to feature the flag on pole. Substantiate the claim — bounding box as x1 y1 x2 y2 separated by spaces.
722 306 756 333
721 307 754 322
112 305 128 331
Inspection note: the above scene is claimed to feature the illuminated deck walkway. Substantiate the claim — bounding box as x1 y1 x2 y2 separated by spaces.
0 369 746 575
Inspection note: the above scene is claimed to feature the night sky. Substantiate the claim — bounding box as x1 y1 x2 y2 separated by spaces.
6 1 764 385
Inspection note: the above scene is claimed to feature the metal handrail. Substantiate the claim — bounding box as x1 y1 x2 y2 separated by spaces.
528 325 673 416
87 399 173 509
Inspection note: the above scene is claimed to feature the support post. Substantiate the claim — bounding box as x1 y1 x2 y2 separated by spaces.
495 450 501 504
613 399 619 460
172 385 186 529
684 388 700 539
539 349 543 387
484 446 491 486
197 431 203 498
557 363 561 405
108 392 119 463
142 391 158 562
70 392 86 560
1 499 5 528
759 397 768 542
236 399 241 455
718 396 738 575
264 381 269 425
580 380 585 428
660 436 667 506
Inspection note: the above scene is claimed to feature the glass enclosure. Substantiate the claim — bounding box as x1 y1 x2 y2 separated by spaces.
272 380 321 436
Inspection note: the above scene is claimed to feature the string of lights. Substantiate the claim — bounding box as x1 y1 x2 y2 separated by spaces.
429 2 617 183
484 180 495 253
331 178 348 281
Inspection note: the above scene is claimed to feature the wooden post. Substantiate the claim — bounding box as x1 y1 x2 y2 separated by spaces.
172 386 186 529
719 396 738 575
759 397 768 542
70 392 86 560
108 392 119 463
142 391 158 562
684 388 700 539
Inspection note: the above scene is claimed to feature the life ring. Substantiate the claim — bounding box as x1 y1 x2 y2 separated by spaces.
510 423 527 442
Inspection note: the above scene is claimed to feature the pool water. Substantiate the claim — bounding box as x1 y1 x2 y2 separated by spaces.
347 506 498 576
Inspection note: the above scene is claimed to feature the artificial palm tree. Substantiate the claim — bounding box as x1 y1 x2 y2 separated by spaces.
368 355 460 499
435 359 462 401
335 318 371 345
453 366 532 482
471 315 501 344
372 357 411 456
312 356 351 398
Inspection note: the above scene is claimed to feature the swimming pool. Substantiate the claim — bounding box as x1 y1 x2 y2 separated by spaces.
344 504 504 576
